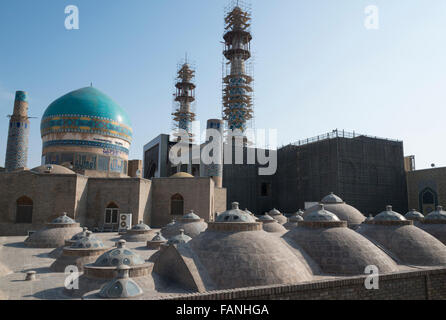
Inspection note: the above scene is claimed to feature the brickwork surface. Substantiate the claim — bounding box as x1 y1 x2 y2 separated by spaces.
0 170 226 236
163 267 446 300
285 226 398 275
1 233 446 300
356 224 446 266
407 167 446 214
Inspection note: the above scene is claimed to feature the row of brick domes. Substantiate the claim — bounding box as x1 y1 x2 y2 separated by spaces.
150 198 446 293
22 199 446 298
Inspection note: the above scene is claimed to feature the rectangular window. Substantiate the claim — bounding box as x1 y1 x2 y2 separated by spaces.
105 209 112 224
105 209 119 224
112 209 118 223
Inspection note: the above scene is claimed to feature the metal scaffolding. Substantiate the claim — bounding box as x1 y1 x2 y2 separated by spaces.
222 1 254 136
171 60 197 143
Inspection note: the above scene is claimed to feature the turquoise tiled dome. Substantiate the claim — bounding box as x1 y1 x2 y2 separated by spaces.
41 87 132 142
43 87 131 126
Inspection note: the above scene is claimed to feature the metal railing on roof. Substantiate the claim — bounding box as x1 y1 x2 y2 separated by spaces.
289 129 401 148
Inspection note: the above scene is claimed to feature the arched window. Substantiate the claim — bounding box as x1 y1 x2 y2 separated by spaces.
16 196 33 224
171 194 184 216
419 187 438 214
105 202 119 225
422 191 434 204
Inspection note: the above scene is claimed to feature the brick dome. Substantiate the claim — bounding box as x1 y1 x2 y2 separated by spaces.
70 232 104 249
425 206 446 221
304 193 365 227
24 213 82 248
256 214 287 233
374 206 406 222
285 223 399 275
268 208 287 225
98 265 143 299
405 209 424 221
356 221 446 266
121 221 155 242
153 223 314 291
170 172 194 178
161 212 208 239
31 164 75 175
304 204 340 222
166 229 192 245
216 202 256 223
93 240 145 267
283 213 304 230
50 231 109 272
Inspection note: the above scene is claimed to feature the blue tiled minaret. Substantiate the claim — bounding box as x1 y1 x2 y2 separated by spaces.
5 91 30 171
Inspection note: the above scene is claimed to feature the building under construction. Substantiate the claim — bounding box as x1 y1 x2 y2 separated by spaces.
172 62 196 143
222 130 408 216
222 3 254 137
144 3 408 216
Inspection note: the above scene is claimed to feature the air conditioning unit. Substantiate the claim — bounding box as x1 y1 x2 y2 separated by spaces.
119 213 132 232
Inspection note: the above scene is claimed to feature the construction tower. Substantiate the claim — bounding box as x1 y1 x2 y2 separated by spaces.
222 2 254 138
172 62 196 143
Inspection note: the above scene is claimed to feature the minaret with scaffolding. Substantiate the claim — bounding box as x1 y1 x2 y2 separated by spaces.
222 2 254 139
172 61 196 143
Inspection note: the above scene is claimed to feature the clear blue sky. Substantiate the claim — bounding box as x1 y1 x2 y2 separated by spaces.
1 0 445 170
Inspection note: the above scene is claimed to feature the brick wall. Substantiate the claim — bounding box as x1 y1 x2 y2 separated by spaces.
162 267 446 300
407 167 446 214
86 177 150 228
0 171 79 235
214 187 227 217
151 177 213 228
